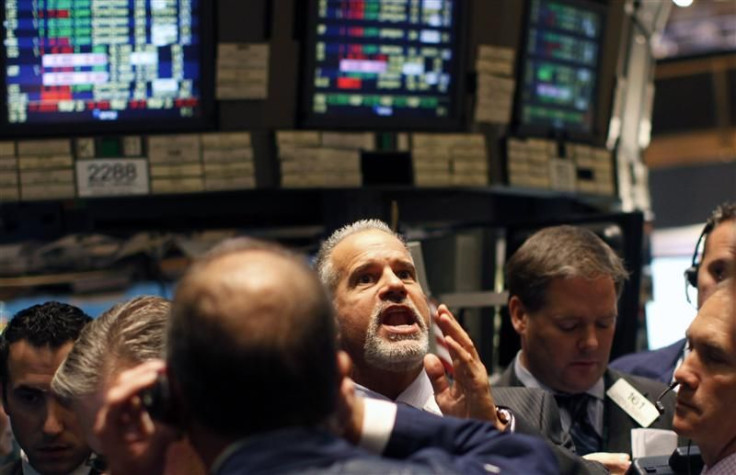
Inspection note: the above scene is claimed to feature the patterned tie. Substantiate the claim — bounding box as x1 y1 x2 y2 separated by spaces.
554 393 602 455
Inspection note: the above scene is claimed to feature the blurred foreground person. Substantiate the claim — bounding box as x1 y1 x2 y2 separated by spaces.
52 296 205 475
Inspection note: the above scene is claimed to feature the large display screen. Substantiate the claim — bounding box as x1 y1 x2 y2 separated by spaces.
300 0 466 130
1 0 214 137
513 0 606 141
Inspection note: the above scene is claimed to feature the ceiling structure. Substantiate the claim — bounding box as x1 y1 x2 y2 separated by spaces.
654 0 736 59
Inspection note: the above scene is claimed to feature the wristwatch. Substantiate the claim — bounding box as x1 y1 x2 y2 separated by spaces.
496 406 513 431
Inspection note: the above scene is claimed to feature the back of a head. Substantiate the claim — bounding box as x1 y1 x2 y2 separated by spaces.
506 225 629 312
168 238 337 439
0 302 91 401
53 296 170 401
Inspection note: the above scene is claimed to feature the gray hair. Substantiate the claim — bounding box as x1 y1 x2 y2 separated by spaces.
506 225 629 312
52 296 170 401
314 219 404 292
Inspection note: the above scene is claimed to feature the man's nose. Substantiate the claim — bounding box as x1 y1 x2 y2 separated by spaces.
578 325 599 352
673 352 698 391
42 400 65 436
379 269 407 301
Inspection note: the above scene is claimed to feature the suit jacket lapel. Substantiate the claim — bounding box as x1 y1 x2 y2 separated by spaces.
496 361 523 387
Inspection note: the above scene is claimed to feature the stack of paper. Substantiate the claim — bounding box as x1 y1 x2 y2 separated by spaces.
570 145 615 195
0 142 18 202
201 132 256 191
217 43 269 100
474 45 516 125
277 131 367 188
506 138 553 189
17 139 75 200
412 134 488 187
148 134 203 194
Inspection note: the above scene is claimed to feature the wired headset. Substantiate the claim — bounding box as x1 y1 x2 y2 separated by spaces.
683 220 715 302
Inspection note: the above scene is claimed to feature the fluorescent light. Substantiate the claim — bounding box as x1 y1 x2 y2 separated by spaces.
672 0 694 7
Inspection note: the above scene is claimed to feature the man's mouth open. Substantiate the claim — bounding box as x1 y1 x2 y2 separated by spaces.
380 306 421 336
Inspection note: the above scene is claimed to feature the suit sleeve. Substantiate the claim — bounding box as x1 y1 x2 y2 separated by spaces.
382 405 559 475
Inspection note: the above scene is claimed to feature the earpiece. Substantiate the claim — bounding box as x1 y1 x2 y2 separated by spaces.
683 221 714 302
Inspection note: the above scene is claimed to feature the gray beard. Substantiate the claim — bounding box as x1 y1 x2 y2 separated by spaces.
363 303 429 373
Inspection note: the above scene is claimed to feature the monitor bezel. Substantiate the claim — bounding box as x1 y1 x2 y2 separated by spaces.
0 0 217 139
511 0 609 145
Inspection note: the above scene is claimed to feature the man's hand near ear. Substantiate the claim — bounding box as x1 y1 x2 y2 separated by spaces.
424 305 507 431
93 360 184 475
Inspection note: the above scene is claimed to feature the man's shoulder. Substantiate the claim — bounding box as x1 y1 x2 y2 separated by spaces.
0 460 21 475
609 339 686 382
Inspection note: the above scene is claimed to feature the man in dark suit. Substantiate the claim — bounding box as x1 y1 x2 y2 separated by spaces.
672 282 736 473
92 238 557 474
497 225 676 468
611 202 736 383
0 302 95 475
314 219 606 474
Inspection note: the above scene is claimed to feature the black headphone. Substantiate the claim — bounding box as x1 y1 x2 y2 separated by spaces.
684 220 716 294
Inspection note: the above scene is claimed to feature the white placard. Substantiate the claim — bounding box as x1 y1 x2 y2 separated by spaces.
606 378 660 428
76 158 149 197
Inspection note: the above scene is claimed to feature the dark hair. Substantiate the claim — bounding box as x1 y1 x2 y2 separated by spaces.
0 301 91 403
704 202 736 251
168 238 338 438
506 225 629 312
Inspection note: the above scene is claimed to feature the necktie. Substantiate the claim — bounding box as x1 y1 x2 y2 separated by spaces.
555 393 602 455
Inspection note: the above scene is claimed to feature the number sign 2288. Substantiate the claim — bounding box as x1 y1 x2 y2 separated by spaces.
76 158 149 197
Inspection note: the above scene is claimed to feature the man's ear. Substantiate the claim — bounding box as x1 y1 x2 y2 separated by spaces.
336 350 352 380
508 296 528 336
0 385 9 416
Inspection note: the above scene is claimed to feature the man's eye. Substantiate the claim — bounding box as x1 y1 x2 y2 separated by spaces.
16 391 42 405
357 274 375 284
712 265 726 282
596 318 615 329
396 270 414 280
558 322 578 332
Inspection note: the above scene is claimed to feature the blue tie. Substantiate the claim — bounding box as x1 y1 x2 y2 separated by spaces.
555 393 602 455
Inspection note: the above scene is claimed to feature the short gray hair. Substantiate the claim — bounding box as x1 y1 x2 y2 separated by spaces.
314 219 404 292
506 225 629 312
52 296 170 401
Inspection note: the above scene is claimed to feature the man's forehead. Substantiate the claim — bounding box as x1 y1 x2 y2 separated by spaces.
704 220 736 255
8 340 74 380
691 288 736 342
333 230 411 267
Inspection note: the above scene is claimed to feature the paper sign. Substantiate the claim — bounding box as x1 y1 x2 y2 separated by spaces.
606 378 660 428
76 158 149 197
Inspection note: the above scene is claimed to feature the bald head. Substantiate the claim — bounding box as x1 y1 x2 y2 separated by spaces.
175 249 324 348
167 239 338 439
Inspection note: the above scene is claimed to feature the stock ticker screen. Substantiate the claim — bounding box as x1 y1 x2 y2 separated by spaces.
2 0 212 134
301 0 464 129
516 0 605 136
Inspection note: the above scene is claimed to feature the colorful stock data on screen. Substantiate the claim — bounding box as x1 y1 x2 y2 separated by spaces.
304 0 462 128
518 0 603 134
2 0 207 128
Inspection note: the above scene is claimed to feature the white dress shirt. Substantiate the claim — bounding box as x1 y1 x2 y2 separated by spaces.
702 452 736 475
